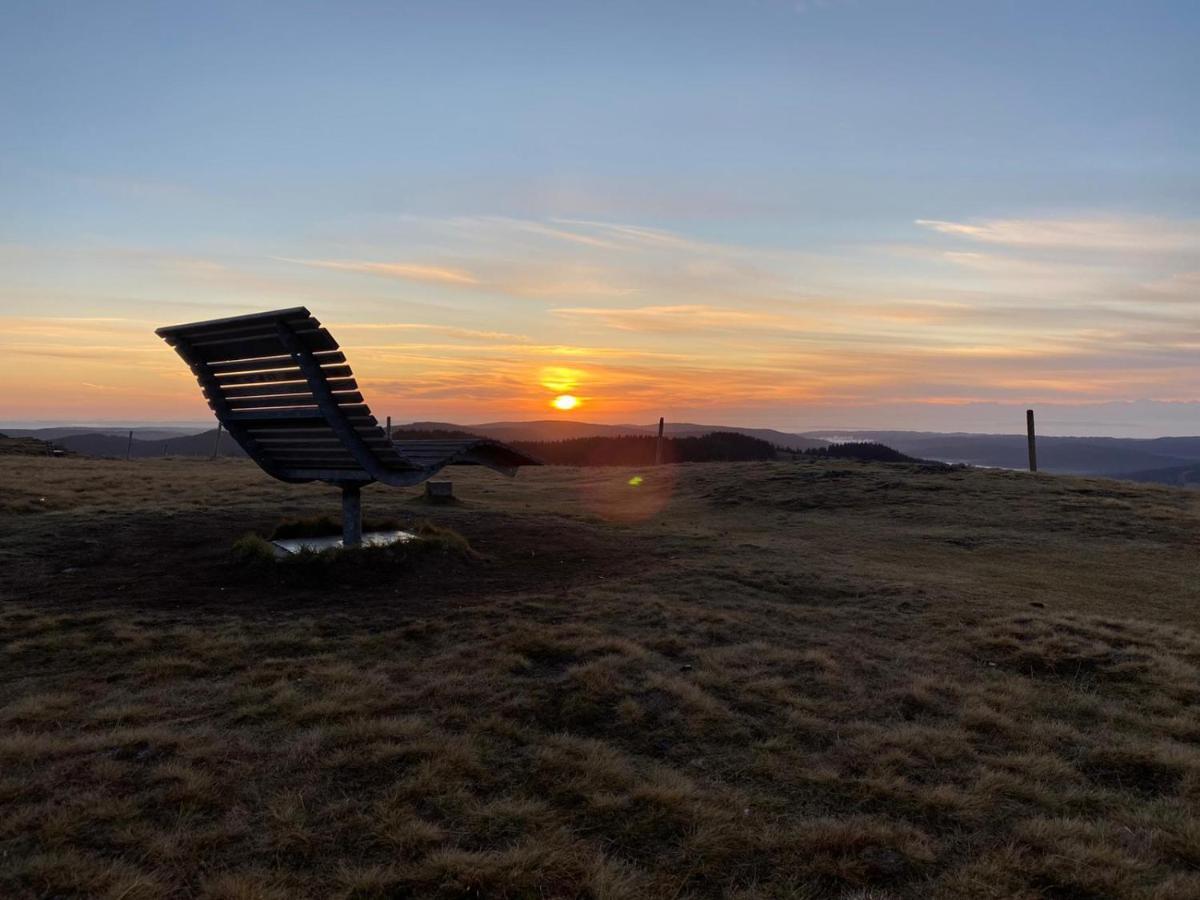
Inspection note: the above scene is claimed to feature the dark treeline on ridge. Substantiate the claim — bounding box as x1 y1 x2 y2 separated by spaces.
509 432 777 466
391 428 479 441
804 441 924 464
380 429 928 467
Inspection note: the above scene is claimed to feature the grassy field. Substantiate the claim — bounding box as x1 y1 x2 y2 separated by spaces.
1 455 1198 899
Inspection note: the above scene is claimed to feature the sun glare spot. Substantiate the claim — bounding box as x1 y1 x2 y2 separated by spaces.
551 394 579 411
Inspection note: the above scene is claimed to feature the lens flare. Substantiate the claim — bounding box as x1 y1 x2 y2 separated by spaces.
577 468 678 523
551 394 579 411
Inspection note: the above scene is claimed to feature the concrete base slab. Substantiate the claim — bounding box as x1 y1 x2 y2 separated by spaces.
271 529 416 557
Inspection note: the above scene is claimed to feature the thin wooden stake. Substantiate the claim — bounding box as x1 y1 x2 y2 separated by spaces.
1026 409 1038 473
125 430 134 460
655 417 665 466
386 416 392 439
211 423 223 459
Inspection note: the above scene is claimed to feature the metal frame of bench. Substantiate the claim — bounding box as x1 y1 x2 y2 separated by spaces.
157 306 540 545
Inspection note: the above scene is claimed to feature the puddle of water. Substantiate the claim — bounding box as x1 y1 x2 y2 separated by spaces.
271 530 416 557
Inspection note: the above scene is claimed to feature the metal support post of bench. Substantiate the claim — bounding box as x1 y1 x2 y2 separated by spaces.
342 484 363 547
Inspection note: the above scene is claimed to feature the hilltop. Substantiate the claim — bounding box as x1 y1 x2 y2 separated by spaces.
818 430 1200 483
1 456 1198 898
406 419 829 451
0 435 61 457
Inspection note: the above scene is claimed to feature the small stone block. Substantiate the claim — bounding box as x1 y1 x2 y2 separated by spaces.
425 480 454 503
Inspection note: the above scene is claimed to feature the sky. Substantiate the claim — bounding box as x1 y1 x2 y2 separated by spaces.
1 0 1197 436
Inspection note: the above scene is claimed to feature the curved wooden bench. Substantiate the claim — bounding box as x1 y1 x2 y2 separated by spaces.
157 307 540 544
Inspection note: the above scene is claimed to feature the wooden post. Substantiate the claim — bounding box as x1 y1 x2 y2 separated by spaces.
1026 409 1038 473
655 417 664 466
386 416 392 440
125 430 134 460
211 423 223 459
342 484 363 547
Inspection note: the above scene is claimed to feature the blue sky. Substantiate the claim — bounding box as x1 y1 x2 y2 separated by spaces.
1 1 1197 433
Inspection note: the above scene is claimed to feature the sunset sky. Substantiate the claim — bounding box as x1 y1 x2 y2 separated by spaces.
2 1 1197 436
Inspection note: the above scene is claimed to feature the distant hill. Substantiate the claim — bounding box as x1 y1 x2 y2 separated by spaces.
1112 463 1200 489
803 441 932 465
0 434 67 456
392 426 482 440
56 429 244 459
405 420 827 451
808 431 1200 476
2 426 203 442
511 432 778 466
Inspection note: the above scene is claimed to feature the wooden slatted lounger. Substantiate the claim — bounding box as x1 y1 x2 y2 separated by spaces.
156 307 541 546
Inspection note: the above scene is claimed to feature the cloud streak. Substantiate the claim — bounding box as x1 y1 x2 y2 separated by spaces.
915 216 1200 254
277 257 479 285
551 304 801 333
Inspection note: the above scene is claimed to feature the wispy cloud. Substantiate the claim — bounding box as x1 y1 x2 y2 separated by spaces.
277 257 479 285
480 217 620 249
551 218 712 251
552 304 800 333
915 215 1200 254
332 322 530 343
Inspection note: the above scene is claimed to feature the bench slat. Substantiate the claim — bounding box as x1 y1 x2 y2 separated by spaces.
204 351 346 374
213 364 353 385
251 437 402 459
217 378 356 399
189 328 339 364
266 453 355 460
188 324 328 350
225 392 363 411
226 405 374 422
261 445 358 456
156 306 312 338
275 468 375 481
224 398 320 412
172 316 321 345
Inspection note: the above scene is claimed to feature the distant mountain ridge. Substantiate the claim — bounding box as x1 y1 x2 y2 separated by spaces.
22 422 1200 487
406 420 828 451
0 434 64 456
3 426 202 442
45 420 827 460
1111 462 1200 489
52 429 242 459
807 430 1200 484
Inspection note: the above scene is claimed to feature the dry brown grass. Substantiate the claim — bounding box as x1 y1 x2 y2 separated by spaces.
1 455 1199 897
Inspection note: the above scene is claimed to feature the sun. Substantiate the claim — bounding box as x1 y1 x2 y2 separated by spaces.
551 394 579 411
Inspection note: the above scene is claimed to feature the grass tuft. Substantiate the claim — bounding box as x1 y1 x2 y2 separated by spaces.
231 533 278 565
